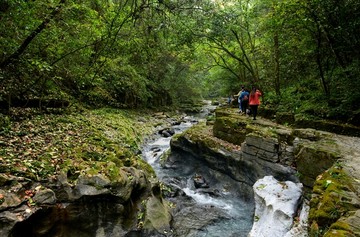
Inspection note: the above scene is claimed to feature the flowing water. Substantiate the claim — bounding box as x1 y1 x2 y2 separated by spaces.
142 103 254 237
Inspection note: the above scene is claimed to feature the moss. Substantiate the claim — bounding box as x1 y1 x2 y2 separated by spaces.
328 221 352 232
106 162 123 181
323 229 355 237
213 116 247 145
309 165 357 235
309 221 321 237
134 156 155 177
184 123 221 149
0 108 158 183
248 125 279 139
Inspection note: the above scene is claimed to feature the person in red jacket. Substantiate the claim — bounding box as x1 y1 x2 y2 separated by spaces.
249 86 262 120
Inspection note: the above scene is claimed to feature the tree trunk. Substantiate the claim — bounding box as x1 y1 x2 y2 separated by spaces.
0 0 66 69
274 32 281 96
316 24 330 96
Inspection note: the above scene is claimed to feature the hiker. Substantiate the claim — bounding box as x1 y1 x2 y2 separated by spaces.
234 86 245 113
239 88 249 114
249 86 262 120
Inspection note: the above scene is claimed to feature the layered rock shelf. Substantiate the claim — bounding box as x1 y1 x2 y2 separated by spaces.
170 107 360 236
0 163 170 236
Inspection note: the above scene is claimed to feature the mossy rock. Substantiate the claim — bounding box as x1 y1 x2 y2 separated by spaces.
213 116 247 145
214 107 235 118
183 123 220 150
292 128 333 141
309 164 360 236
324 220 356 237
295 139 340 189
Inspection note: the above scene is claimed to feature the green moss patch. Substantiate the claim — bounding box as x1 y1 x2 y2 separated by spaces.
0 108 157 182
309 164 358 236
181 122 241 152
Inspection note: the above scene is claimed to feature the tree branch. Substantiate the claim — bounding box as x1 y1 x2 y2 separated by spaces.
0 0 66 69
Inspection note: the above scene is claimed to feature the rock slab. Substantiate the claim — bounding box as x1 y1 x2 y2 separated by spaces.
249 176 303 237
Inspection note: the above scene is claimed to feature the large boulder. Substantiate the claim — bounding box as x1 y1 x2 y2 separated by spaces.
142 182 172 235
248 176 303 237
293 129 341 190
213 115 248 145
0 166 158 237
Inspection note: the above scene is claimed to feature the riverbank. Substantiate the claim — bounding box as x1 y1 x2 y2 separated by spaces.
0 106 196 180
0 108 160 181
0 107 188 236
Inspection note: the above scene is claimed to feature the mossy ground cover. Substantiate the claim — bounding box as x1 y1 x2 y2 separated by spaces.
0 108 157 182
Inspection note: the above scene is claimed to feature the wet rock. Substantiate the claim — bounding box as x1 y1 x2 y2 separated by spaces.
151 147 161 153
143 183 172 236
171 120 182 126
161 178 186 198
159 128 175 137
193 174 209 189
197 188 221 197
171 131 298 189
172 205 229 236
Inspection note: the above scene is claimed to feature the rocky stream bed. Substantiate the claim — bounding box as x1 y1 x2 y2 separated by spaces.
1 104 360 237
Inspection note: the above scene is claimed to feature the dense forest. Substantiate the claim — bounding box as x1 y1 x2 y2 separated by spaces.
1 0 360 124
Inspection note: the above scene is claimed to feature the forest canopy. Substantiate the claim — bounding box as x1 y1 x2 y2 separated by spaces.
1 0 359 124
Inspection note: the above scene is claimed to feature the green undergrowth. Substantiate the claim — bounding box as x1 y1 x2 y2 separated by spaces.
0 108 157 182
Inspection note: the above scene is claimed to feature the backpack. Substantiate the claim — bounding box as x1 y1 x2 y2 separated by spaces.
242 95 248 101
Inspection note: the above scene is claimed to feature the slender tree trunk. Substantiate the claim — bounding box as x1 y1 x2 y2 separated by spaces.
274 32 281 96
316 24 330 96
0 0 66 69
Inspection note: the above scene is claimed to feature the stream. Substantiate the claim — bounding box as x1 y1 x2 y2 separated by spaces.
141 102 254 237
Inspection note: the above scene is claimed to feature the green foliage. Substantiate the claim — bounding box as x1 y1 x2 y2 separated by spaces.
0 0 206 110
0 0 359 124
